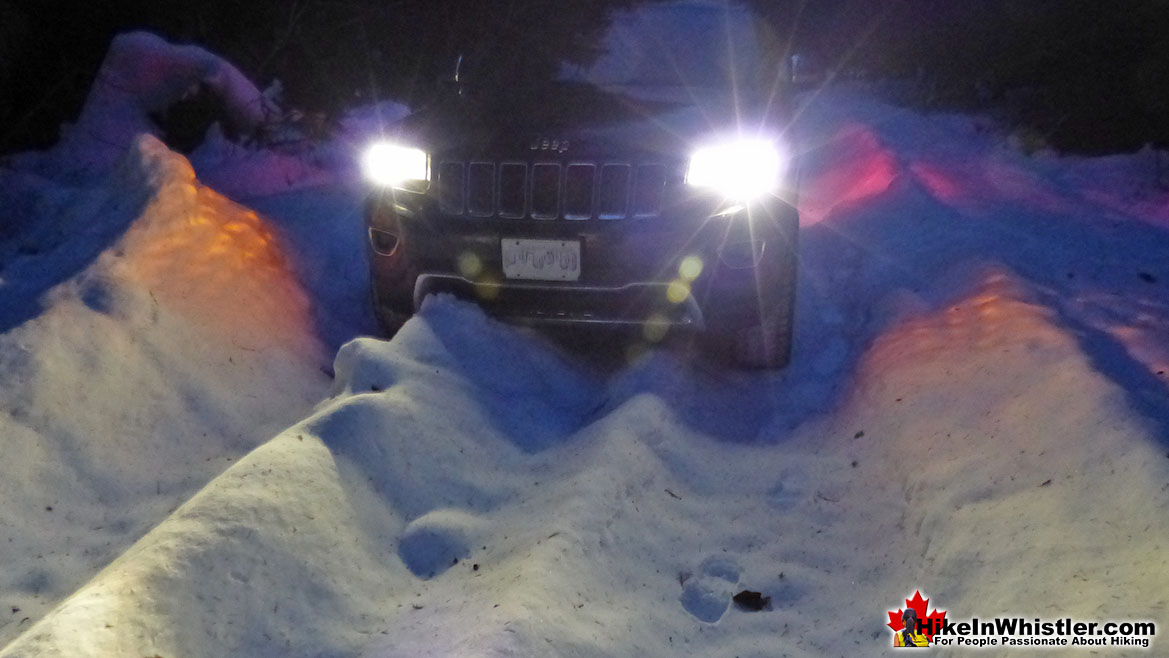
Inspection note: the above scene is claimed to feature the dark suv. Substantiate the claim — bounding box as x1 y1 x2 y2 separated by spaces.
362 0 800 367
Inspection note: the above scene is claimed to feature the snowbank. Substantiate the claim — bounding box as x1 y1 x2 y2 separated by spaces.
4 78 1169 657
7 31 357 199
22 32 271 178
8 278 1168 657
0 135 328 644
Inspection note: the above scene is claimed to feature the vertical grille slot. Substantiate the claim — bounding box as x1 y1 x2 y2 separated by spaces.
437 158 662 219
598 164 631 219
632 164 666 217
563 164 596 220
438 162 465 215
531 163 561 219
467 162 495 216
498 162 527 218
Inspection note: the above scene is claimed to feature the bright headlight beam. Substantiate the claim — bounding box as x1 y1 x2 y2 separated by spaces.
362 142 429 187
686 139 782 201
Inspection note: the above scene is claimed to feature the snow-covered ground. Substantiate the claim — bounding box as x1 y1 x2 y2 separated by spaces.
2 36 1168 657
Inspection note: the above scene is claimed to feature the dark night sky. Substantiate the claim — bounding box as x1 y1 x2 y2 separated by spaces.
2 0 1168 154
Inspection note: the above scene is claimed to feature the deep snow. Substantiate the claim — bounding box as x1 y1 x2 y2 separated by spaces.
0 134 331 642
2 34 1169 658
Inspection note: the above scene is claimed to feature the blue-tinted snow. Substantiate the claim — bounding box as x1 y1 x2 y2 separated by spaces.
2 32 1169 657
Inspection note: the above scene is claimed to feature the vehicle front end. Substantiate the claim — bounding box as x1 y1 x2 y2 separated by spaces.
362 0 801 368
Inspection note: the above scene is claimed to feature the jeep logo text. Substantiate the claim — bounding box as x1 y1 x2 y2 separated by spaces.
530 137 570 154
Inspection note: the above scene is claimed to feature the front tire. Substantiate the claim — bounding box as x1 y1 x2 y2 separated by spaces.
719 214 798 370
729 260 796 369
370 283 410 337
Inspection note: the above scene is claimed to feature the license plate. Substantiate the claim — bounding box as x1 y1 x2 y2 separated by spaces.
501 238 581 281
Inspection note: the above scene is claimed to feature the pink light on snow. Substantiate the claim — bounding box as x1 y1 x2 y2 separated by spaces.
799 124 898 224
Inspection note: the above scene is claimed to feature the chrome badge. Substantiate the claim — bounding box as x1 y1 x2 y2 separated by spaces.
530 137 570 154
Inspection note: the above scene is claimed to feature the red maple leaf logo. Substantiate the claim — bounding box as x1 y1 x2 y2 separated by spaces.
888 590 947 642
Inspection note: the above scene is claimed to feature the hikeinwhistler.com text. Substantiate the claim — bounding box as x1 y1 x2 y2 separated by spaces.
922 617 1155 649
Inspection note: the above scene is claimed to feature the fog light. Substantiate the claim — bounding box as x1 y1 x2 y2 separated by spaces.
368 228 399 256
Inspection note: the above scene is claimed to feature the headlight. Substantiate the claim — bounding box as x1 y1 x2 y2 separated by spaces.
686 139 784 201
362 142 429 187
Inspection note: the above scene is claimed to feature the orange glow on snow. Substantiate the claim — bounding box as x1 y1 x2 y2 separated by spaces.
113 139 319 356
1075 290 1169 385
1104 325 1169 388
859 269 1069 379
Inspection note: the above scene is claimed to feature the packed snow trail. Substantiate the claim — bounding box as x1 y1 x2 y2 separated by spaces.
6 290 1167 657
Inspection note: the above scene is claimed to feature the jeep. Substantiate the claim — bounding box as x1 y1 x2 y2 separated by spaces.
362 0 800 368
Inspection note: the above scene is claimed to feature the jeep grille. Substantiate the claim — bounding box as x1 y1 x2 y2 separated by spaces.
436 160 667 220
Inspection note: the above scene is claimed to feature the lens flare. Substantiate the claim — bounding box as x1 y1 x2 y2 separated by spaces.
457 252 483 278
678 255 704 281
666 280 691 304
643 314 670 342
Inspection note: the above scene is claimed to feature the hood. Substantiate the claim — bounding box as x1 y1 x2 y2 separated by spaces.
389 82 791 160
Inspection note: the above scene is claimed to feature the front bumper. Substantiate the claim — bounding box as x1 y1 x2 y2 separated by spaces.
366 190 798 334
411 275 708 329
